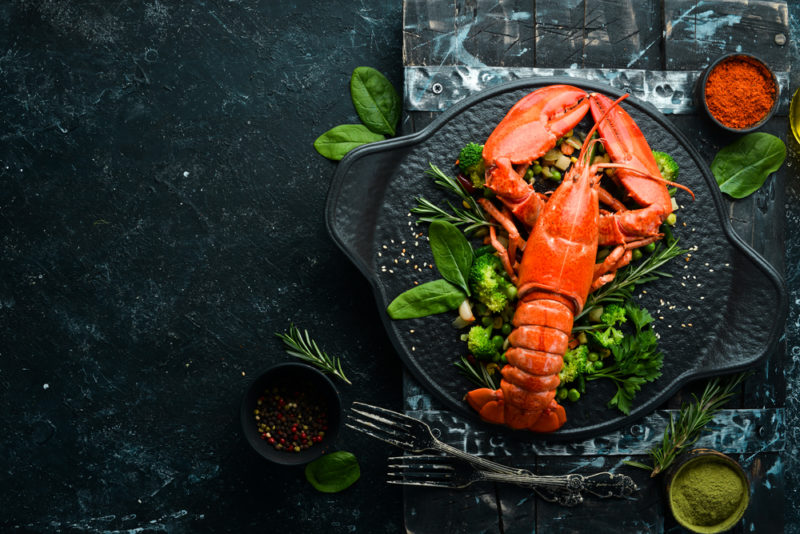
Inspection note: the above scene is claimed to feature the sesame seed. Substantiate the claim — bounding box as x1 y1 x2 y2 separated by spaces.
410 329 415 333
411 347 416 351
382 245 388 250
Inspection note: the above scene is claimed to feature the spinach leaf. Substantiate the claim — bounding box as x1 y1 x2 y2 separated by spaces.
350 67 401 136
314 124 385 160
305 451 360 493
387 279 466 319
429 220 473 295
711 132 786 199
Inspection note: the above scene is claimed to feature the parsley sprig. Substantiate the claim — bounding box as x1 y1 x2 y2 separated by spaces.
625 373 747 476
276 324 352 385
586 303 663 414
412 164 492 235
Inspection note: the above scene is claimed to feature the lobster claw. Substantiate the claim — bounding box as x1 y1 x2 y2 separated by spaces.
589 93 673 245
483 85 590 227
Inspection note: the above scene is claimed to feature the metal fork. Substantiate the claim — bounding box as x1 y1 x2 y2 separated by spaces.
346 401 531 476
388 455 638 507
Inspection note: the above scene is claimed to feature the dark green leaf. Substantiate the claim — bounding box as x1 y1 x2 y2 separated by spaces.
387 279 466 319
711 132 786 199
305 451 360 493
314 124 385 160
350 66 401 136
429 220 473 295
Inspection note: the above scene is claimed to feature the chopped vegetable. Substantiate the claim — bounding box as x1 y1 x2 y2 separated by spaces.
457 143 486 189
467 325 499 360
652 151 679 182
600 304 627 327
590 326 625 348
468 254 514 313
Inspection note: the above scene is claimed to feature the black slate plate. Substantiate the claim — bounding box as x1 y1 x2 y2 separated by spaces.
325 78 787 440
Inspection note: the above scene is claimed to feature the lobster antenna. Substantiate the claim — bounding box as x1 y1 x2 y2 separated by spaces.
593 162 696 200
577 93 630 166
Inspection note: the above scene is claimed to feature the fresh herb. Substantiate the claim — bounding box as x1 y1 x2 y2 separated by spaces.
314 67 401 160
454 355 500 389
276 324 352 385
313 124 385 160
350 66 401 136
625 373 747 476
386 279 466 319
711 132 786 199
586 302 663 415
429 220 474 296
305 451 361 493
577 239 686 324
411 164 492 235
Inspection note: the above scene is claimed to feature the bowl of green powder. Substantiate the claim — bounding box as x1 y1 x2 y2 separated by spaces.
666 449 750 533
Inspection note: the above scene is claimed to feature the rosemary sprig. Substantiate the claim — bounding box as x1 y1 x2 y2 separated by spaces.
275 324 352 385
625 372 747 477
576 239 687 323
411 163 492 235
454 356 500 389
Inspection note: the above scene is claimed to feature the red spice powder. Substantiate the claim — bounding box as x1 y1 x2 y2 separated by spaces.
704 56 776 129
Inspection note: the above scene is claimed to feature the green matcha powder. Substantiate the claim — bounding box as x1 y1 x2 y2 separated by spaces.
670 459 746 527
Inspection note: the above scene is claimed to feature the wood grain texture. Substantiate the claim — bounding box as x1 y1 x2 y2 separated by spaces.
664 0 790 71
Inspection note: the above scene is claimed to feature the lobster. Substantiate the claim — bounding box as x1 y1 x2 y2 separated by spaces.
465 85 689 433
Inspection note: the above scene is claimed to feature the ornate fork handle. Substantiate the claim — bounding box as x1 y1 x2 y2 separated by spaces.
484 471 638 499
434 441 534 477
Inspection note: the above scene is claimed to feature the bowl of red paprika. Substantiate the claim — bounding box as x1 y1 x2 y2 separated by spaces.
240 362 342 466
697 53 779 133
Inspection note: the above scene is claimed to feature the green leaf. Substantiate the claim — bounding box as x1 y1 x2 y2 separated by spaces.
387 279 466 319
305 451 360 493
429 220 473 295
711 132 786 199
314 124 385 160
350 66 401 136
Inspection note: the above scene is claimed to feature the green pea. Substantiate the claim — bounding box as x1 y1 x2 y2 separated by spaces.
481 316 493 327
524 168 534 181
491 335 504 350
593 360 603 370
632 249 643 261
499 353 508 365
504 285 518 300
501 323 512 336
644 242 656 253
567 388 580 402
588 352 599 362
550 169 562 181
557 388 568 400
532 163 543 175
666 213 677 226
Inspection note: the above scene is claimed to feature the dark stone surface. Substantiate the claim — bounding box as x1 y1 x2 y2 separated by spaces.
0 1 404 532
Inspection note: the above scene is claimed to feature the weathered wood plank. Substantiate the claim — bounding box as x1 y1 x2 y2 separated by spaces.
403 0 457 66
403 484 502 533
458 0 535 67
664 0 790 71
534 0 586 67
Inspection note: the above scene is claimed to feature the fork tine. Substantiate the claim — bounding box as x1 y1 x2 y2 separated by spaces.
346 414 412 442
387 455 451 463
386 479 454 488
351 401 416 427
345 417 414 450
387 461 455 472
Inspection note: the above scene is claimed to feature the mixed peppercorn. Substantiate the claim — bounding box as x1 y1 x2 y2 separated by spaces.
253 385 328 452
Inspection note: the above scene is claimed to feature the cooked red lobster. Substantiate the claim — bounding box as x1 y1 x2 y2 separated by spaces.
465 85 690 432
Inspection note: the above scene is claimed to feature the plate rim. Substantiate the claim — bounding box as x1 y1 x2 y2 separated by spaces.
325 76 788 440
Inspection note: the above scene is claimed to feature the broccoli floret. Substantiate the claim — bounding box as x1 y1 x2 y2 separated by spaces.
652 151 679 182
600 304 627 327
559 345 589 384
590 326 625 349
467 325 498 360
458 143 486 189
468 254 513 313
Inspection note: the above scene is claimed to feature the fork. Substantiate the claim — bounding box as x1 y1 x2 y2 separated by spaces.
387 455 638 507
346 401 531 476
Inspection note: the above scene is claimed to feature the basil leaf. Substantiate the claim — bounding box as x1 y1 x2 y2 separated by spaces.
305 451 360 493
387 279 466 319
350 66 401 136
314 124 385 160
711 132 786 199
429 220 473 295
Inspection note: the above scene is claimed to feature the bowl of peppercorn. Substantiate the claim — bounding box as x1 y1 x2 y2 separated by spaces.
241 362 342 466
696 52 779 133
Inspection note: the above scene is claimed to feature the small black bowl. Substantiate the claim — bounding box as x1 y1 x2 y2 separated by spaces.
240 362 342 466
696 52 779 133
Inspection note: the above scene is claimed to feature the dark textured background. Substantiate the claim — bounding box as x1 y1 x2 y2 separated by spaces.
0 1 404 531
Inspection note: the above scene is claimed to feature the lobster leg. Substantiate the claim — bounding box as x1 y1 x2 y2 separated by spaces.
483 85 590 228
589 93 673 246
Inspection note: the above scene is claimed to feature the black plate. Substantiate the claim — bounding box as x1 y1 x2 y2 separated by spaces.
325 77 787 440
